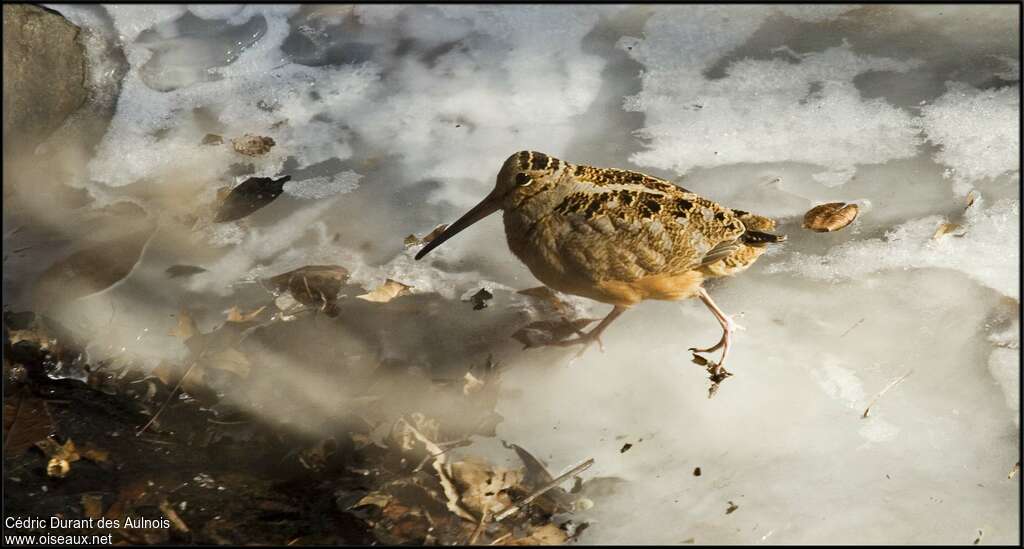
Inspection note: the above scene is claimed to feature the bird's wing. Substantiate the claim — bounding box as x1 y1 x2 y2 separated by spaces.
552 186 749 282
569 164 692 194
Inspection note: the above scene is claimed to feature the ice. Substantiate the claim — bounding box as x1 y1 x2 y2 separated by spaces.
622 7 923 184
769 198 1020 300
23 4 1021 544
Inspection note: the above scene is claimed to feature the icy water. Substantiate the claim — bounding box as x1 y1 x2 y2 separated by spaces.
6 4 1020 544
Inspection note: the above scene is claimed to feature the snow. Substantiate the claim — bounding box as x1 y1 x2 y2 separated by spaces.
24 4 1022 544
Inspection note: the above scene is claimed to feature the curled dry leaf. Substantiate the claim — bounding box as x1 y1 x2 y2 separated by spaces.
36 437 81 478
225 305 266 323
932 222 965 240
268 265 350 314
351 491 392 510
231 134 275 157
404 224 449 249
214 175 291 222
803 202 859 232
452 458 523 515
517 286 572 316
462 371 485 395
358 279 413 303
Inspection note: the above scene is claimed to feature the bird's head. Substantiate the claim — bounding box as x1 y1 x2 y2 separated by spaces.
415 151 566 260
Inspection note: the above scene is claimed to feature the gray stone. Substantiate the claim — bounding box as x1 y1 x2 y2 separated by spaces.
2 4 88 155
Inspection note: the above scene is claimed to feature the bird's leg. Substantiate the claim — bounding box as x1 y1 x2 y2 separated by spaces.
546 305 627 356
688 288 736 367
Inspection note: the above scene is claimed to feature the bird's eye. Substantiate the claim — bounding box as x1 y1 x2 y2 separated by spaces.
515 173 533 187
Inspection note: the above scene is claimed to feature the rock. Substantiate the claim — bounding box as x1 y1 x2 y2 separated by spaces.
2 4 88 156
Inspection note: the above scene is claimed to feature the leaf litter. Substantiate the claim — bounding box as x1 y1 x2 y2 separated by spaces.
5 263 607 544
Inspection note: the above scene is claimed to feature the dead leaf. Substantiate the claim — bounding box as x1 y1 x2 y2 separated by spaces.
82 494 104 519
511 318 598 349
202 348 251 378
268 265 350 313
932 222 965 239
165 265 207 278
468 288 492 310
620 443 632 453
693 467 702 476
36 437 81 478
214 175 291 222
231 134 275 157
357 279 413 303
3 389 55 456
803 202 859 232
169 308 199 342
452 458 523 515
224 305 266 323
392 413 439 451
505 524 569 545
406 224 450 248
81 446 111 464
350 491 392 510
725 501 738 514
517 286 572 315
462 372 485 396
201 133 223 145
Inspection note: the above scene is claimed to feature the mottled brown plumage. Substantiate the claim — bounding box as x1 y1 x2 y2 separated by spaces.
416 151 786 368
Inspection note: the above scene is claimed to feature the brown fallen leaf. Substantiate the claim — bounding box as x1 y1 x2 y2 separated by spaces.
725 501 739 515
517 286 572 316
406 224 449 248
350 491 392 510
224 305 267 323
468 288 493 310
82 494 105 519
463 372 485 396
3 389 55 456
36 437 81 478
511 318 598 349
358 279 413 303
214 175 291 222
504 523 568 545
169 308 199 341
268 265 350 312
803 202 859 232
202 347 251 378
452 458 523 515
231 134 275 157
932 222 966 240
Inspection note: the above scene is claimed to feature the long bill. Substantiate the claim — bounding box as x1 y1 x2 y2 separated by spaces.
415 192 502 260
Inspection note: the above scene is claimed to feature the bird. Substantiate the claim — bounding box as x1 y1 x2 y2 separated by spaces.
415 151 785 371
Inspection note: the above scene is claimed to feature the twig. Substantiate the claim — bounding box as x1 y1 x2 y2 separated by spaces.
494 457 595 522
862 371 912 418
136 361 198 436
489 532 513 546
402 417 477 522
159 500 189 533
468 509 490 545
840 317 865 338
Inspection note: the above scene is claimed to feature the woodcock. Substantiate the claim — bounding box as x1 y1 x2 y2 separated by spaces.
415 151 786 369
